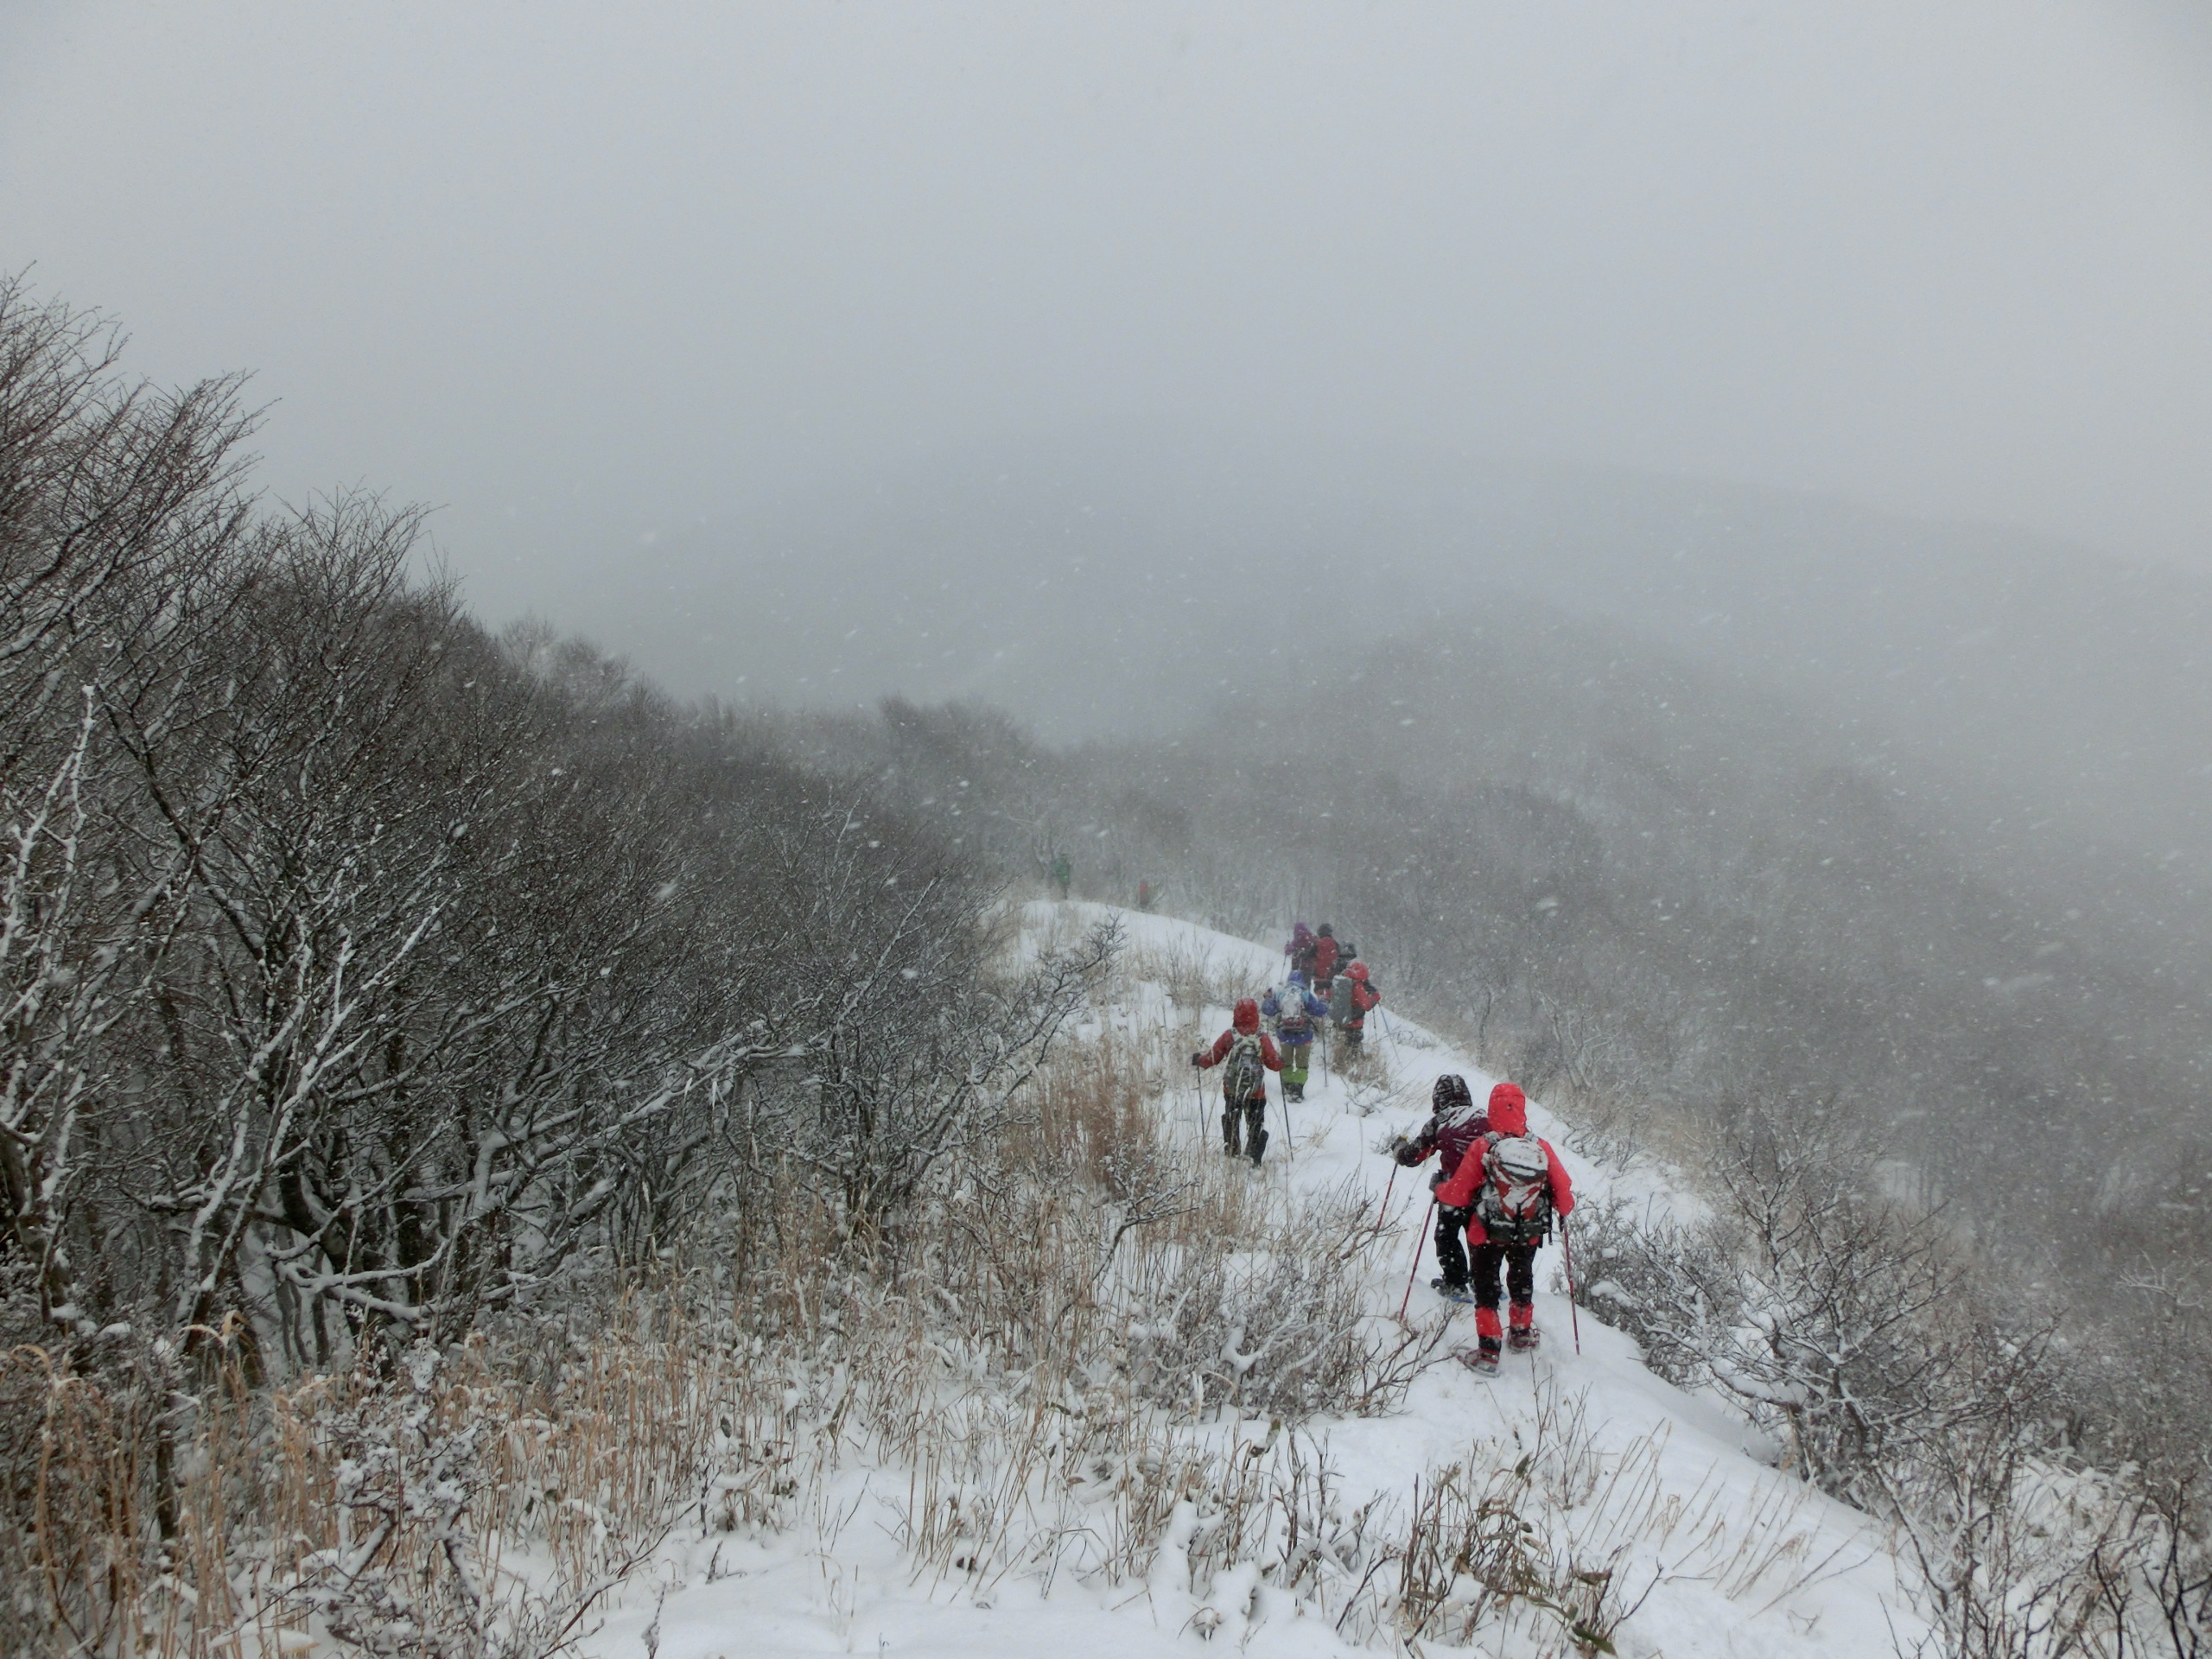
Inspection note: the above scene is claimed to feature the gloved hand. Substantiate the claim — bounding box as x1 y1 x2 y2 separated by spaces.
1428 1168 1444 1191
1189 1051 1205 1067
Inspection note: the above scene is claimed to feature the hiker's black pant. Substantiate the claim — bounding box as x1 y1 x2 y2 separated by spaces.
1221 1093 1265 1152
1470 1242 1536 1312
1433 1204 1471 1289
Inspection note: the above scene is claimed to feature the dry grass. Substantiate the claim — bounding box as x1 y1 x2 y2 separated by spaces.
1382 1379 1847 1655
3 1295 755 1658
1123 934 1257 1017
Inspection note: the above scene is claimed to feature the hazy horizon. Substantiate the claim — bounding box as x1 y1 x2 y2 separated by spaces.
8 1 2210 909
6 2 2212 647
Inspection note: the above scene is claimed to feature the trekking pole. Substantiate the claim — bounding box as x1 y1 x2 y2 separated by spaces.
1397 1198 1437 1323
1560 1217 1583 1356
1377 1006 1406 1068
1374 1163 1398 1235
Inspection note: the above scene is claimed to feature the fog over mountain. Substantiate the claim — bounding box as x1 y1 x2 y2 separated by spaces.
8 3 2212 575
8 0 2208 1190
549 441 2212 969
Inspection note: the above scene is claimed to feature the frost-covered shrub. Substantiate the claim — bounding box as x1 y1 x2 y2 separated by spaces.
1563 1100 2212 1656
1116 1180 1433 1421
1567 1100 2046 1512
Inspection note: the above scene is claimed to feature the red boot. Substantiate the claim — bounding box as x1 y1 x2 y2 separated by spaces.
1462 1305 1503 1373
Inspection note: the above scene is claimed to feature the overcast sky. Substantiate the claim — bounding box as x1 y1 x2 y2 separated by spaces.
5 0 2211 626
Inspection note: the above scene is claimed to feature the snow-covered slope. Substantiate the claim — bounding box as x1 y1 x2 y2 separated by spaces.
582 905 1920 1658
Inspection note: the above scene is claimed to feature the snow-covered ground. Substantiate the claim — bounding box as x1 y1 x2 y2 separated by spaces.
580 904 1922 1658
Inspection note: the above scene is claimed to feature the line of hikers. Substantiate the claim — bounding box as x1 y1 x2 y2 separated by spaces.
1281 921 1381 1079
1189 920 1382 1166
1184 921 1572 1374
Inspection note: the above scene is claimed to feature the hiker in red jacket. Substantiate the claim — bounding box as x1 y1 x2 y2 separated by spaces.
1390 1074 1488 1300
1310 925 1341 992
1435 1083 1574 1373
1192 996 1283 1165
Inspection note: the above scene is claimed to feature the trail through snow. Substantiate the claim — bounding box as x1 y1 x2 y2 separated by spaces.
578 903 1923 1658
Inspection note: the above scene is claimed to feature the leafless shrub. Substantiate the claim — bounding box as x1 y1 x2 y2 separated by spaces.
1126 935 1251 1017
1565 1096 2212 1658
1570 1097 2047 1508
1340 1068 1417 1121
3 270 1077 1367
1363 1378 1840 1655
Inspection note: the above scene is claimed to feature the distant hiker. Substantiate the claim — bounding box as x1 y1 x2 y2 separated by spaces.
1050 851 1071 899
1262 970 1329 1102
1434 1083 1575 1375
1192 996 1282 1165
1389 1074 1487 1300
1286 922 1318 979
1311 925 1341 993
1332 960 1381 1058
1136 880 1154 912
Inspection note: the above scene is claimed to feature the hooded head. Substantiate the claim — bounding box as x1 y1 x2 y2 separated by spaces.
1486 1082 1528 1136
1317 923 1334 939
1292 922 1314 947
1233 997 1261 1034
1347 961 1369 982
1432 1073 1474 1122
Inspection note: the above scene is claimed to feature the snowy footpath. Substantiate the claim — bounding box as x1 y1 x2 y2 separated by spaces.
579 904 1923 1658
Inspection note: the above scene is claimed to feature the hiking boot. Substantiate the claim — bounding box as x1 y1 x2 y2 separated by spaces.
1247 1128 1268 1166
1458 1345 1501 1379
1507 1325 1540 1353
1430 1277 1472 1305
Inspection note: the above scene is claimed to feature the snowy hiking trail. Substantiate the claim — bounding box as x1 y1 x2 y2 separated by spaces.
579 904 1923 1659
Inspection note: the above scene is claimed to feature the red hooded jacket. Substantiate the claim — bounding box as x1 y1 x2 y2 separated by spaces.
1435 1083 1574 1245
1196 997 1282 1096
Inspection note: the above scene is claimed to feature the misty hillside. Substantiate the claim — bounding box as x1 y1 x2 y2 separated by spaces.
798 588 2212 1280
571 444 2212 981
